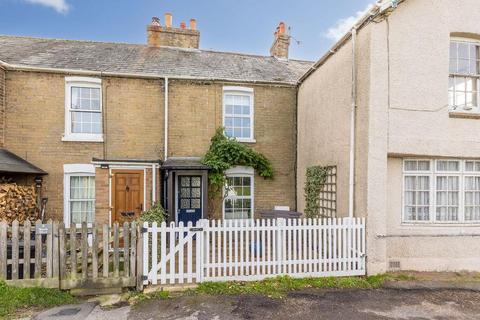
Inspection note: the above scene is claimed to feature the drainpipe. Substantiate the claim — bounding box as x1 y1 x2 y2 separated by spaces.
152 163 156 205
164 77 169 161
348 28 358 219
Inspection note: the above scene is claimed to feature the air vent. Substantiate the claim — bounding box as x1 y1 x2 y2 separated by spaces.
389 260 401 270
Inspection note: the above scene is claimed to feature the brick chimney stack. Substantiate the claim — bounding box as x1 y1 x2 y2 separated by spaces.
147 13 200 49
270 22 290 59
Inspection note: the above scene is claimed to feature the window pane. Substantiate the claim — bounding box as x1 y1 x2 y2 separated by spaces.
223 92 253 139
224 174 253 220
404 175 430 221
70 176 95 224
436 176 459 221
437 160 460 172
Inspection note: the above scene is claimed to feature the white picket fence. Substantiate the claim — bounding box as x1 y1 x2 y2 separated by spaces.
143 218 366 285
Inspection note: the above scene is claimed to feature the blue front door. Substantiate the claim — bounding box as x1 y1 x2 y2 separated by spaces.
177 175 202 225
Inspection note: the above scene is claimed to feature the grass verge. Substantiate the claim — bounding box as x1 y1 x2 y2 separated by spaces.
195 274 393 299
0 281 76 318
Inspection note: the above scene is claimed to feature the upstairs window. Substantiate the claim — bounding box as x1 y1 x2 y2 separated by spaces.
64 77 103 142
449 40 480 113
223 87 254 142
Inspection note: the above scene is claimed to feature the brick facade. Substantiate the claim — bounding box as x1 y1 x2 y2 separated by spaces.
5 70 297 223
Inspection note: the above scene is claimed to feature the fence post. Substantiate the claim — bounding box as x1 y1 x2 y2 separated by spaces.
276 218 285 274
136 223 144 292
0 221 6 280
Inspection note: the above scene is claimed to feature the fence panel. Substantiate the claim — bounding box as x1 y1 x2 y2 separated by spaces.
0 220 141 291
145 217 366 285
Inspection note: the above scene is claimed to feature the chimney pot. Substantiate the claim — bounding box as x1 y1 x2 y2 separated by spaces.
180 21 186 29
151 16 160 26
165 13 172 28
278 22 286 35
189 18 197 30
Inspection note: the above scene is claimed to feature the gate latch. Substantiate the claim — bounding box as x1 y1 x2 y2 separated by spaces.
189 227 203 232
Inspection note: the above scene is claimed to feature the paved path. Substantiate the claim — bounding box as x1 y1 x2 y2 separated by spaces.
34 289 480 320
130 289 480 320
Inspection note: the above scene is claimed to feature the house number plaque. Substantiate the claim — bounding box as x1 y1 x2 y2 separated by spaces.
35 224 51 235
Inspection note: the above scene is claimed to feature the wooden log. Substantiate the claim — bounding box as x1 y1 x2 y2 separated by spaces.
0 221 6 280
23 221 31 279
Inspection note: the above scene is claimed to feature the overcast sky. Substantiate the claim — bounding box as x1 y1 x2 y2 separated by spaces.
0 0 374 61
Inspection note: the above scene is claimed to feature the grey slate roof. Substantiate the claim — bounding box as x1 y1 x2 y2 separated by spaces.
0 35 313 84
0 149 47 175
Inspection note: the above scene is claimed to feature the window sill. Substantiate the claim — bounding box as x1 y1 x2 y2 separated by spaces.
449 111 480 119
401 222 480 227
62 134 104 143
236 138 256 144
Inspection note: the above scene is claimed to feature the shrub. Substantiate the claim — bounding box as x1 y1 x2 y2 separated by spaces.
139 202 168 225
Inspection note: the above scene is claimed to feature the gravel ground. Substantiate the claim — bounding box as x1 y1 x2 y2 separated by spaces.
129 289 480 320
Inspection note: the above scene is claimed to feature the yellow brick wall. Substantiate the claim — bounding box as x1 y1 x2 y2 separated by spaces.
5 71 164 221
169 80 297 217
5 72 297 222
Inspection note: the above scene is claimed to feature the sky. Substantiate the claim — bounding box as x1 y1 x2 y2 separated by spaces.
0 0 375 61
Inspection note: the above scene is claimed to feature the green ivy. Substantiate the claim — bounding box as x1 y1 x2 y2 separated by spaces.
304 166 329 218
202 128 274 211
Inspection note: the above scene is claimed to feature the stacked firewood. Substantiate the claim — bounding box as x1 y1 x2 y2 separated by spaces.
0 180 39 223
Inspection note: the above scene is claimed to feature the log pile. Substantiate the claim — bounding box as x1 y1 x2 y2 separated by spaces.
0 182 39 223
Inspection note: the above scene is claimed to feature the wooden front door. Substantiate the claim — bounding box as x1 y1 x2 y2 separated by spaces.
112 170 144 224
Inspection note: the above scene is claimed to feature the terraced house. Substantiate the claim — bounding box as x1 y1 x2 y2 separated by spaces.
0 14 311 227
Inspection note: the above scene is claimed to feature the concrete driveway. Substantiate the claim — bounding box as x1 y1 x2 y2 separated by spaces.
129 289 480 320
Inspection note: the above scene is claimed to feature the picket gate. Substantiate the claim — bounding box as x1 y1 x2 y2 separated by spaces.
145 217 366 285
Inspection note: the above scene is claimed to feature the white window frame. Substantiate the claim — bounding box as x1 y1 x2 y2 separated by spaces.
222 86 255 143
402 159 480 225
63 77 103 142
223 166 254 220
449 38 480 114
63 164 96 226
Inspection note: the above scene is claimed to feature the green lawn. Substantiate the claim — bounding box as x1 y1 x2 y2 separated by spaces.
0 281 76 318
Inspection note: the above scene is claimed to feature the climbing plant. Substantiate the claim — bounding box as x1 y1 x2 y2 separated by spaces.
202 128 274 215
304 166 329 218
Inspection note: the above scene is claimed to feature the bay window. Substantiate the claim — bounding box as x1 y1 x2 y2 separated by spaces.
403 159 480 224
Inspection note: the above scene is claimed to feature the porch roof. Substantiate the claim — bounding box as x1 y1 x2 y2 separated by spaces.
0 149 47 175
161 157 210 170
